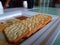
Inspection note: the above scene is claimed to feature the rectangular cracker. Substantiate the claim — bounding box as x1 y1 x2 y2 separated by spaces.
23 14 52 38
4 22 29 43
0 22 8 34
0 19 21 34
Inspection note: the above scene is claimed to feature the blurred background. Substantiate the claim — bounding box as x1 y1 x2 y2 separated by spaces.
0 0 60 15
0 0 60 8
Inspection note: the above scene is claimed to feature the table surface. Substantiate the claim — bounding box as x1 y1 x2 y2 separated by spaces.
4 7 60 16
29 7 60 16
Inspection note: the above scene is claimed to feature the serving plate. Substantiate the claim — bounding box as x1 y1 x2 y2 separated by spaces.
0 9 59 45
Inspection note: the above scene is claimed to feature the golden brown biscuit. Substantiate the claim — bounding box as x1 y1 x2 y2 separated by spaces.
0 22 8 34
23 14 52 38
4 22 29 43
0 19 21 34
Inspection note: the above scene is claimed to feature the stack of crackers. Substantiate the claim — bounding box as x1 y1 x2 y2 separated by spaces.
0 14 52 44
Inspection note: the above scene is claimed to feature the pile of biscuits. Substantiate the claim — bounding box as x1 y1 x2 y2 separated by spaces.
0 14 52 44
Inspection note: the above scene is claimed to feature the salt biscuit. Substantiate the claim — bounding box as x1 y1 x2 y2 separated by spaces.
23 14 52 38
4 23 29 43
0 22 8 34
6 19 21 25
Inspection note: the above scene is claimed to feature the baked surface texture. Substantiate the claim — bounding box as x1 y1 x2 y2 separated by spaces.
22 14 52 38
4 14 52 43
4 22 29 43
